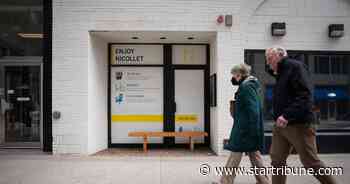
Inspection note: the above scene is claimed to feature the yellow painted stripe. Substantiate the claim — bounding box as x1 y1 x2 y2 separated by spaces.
111 114 198 124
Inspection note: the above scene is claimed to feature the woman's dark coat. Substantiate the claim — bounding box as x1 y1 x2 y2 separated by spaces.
224 76 265 152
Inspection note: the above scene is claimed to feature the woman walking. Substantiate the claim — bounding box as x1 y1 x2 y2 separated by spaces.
217 63 269 184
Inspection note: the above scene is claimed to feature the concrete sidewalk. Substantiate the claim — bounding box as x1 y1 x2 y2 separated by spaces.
0 149 348 184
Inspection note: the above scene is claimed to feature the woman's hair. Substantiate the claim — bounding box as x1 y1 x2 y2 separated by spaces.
230 63 252 77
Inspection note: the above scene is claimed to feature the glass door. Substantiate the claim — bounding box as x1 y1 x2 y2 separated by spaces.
174 69 205 144
0 65 41 147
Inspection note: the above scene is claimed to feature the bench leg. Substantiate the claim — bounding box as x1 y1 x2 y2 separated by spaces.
189 137 194 151
143 136 148 152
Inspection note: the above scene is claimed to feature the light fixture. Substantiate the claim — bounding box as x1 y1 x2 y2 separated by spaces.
225 15 232 27
328 92 337 98
329 24 344 38
17 33 43 39
271 22 286 36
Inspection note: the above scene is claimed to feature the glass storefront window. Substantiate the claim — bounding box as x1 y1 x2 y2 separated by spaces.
0 1 43 147
245 50 350 131
314 55 349 75
0 0 43 56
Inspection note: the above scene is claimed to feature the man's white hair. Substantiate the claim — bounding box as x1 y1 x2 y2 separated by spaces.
231 63 252 77
265 46 288 57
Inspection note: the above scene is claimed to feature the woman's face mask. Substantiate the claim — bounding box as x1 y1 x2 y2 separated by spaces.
231 77 240 86
231 75 242 86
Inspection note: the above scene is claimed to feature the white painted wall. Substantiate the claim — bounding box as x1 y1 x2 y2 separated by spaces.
53 0 239 155
87 34 108 155
52 27 89 153
53 0 350 155
240 0 350 51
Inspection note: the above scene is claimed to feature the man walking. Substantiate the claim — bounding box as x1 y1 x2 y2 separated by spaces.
265 46 337 184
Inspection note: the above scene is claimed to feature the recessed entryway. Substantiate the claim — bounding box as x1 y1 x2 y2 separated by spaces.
109 43 210 148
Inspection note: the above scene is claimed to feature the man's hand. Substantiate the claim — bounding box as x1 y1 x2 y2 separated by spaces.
276 115 288 128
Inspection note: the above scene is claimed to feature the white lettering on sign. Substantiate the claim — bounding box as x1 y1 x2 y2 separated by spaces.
7 90 15 94
17 97 31 102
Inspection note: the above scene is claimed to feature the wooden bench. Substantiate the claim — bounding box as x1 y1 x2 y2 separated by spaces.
128 131 208 152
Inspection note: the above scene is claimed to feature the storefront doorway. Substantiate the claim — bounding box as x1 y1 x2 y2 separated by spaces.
109 44 210 148
174 69 205 144
0 60 42 148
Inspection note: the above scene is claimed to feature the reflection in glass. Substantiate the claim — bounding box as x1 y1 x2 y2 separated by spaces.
245 50 350 131
0 0 43 147
0 0 43 56
5 66 41 142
